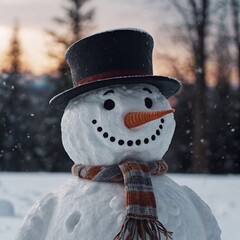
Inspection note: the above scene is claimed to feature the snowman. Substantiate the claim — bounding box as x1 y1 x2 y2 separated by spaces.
16 29 221 240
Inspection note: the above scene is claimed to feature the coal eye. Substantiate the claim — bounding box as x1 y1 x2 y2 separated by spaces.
145 97 153 109
104 99 115 110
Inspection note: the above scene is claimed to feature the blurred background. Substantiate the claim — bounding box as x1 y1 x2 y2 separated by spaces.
0 0 239 173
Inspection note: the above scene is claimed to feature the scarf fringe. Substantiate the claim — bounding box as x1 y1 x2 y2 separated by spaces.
114 217 173 240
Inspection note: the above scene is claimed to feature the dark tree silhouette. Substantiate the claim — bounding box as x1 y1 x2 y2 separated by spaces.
215 2 232 93
47 0 94 79
0 21 33 171
231 0 240 85
230 0 240 173
38 0 95 171
5 19 22 73
207 5 233 173
169 0 211 172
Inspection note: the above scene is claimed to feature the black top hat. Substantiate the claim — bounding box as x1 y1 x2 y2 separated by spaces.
50 28 181 110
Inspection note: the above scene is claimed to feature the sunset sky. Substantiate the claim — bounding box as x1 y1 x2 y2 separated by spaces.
0 0 183 74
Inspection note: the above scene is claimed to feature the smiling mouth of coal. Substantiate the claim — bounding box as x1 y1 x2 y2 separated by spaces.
91 118 165 147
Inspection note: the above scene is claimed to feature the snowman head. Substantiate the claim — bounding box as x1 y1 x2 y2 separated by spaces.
61 84 176 165
50 29 181 165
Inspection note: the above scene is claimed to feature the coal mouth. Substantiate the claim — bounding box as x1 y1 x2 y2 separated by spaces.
91 118 165 147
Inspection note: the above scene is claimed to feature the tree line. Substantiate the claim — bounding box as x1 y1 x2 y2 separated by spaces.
0 0 239 173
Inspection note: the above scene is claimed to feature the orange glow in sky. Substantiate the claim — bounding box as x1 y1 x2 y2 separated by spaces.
2 0 236 87
0 0 180 75
0 25 59 74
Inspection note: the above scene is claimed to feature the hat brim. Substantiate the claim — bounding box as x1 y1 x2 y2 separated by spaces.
49 75 181 110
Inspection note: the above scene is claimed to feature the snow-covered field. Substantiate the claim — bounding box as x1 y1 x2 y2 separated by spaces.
0 172 239 240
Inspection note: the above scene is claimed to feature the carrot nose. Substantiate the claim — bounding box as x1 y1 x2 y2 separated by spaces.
124 109 175 129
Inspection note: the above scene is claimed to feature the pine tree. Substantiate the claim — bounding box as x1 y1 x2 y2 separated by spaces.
0 20 31 171
38 0 94 171
5 19 22 74
47 0 94 81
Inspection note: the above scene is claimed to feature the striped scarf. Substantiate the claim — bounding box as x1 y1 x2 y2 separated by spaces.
72 160 172 240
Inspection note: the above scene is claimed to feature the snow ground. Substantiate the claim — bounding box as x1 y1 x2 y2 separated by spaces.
0 173 239 240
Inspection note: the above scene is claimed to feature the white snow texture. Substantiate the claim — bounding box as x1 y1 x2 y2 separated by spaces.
0 199 15 217
16 84 221 240
61 84 175 165
16 176 221 240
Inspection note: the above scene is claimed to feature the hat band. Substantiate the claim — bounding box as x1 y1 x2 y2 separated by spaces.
74 69 149 87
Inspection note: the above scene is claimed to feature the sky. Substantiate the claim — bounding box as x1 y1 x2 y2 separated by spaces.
0 0 182 74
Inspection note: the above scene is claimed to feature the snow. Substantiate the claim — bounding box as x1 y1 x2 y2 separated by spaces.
18 175 221 239
62 84 175 165
51 83 221 239
0 200 15 217
0 172 239 240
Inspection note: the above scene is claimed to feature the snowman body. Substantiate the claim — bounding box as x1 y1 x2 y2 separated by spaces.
17 84 221 240
17 176 220 240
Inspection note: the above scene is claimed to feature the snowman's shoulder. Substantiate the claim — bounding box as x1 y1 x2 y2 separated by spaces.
181 185 221 240
152 175 221 240
47 178 125 240
16 192 57 240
